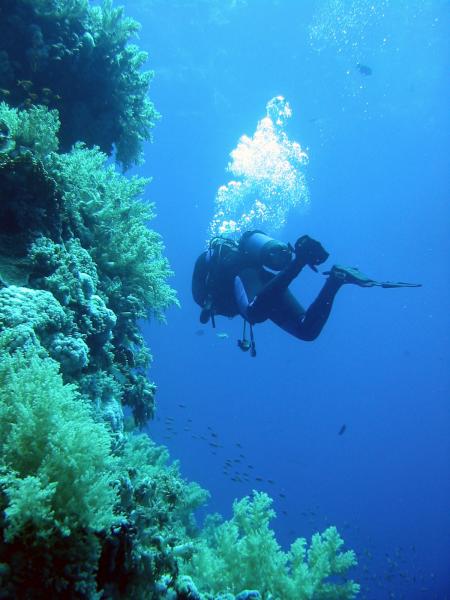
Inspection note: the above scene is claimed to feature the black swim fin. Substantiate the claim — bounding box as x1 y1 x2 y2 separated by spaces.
375 280 422 288
324 265 422 288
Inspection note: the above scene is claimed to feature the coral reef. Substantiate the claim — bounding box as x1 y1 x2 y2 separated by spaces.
0 0 158 169
183 491 360 599
0 99 177 428
0 93 188 596
0 336 118 597
0 2 360 598
97 432 209 598
0 340 209 598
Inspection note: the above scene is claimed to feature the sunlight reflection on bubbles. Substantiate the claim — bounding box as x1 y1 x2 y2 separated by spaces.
309 0 390 57
209 96 309 238
308 0 392 111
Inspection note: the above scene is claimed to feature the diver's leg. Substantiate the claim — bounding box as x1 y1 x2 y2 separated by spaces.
269 291 307 336
235 264 305 325
297 277 342 340
270 277 343 341
244 236 330 323
245 259 305 321
234 268 273 323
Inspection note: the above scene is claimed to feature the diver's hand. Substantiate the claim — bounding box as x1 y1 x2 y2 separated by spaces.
295 235 329 270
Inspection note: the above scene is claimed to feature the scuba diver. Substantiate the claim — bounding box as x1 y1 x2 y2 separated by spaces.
192 231 421 356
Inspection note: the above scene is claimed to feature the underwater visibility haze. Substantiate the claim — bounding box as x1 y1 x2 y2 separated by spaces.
0 0 448 598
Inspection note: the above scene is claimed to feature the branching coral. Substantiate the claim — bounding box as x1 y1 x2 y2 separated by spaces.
96 432 210 598
183 491 360 599
0 0 158 169
0 5 361 599
48 143 178 322
0 102 177 426
0 338 119 596
0 3 205 596
0 341 215 598
0 148 62 280
0 340 119 539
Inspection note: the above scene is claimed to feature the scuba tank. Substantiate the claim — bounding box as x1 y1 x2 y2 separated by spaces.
239 230 292 271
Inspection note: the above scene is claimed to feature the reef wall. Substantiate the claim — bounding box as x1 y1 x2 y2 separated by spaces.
0 2 360 599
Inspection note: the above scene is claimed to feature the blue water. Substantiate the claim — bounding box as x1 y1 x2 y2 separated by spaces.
126 1 448 597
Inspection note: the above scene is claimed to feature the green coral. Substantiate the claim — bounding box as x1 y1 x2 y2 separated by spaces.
0 0 158 168
0 102 59 159
27 0 89 18
0 102 177 425
0 337 121 596
49 142 178 321
0 89 201 594
0 339 214 597
29 236 99 308
0 340 118 539
13 104 60 158
0 150 62 284
0 285 68 334
88 1 158 167
0 4 363 597
183 491 360 599
95 432 210 597
0 104 17 154
0 284 92 376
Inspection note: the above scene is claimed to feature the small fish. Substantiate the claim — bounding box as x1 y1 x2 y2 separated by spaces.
178 403 186 408
216 332 229 339
356 63 372 76
338 424 347 435
17 79 33 91
195 329 205 336
0 88 10 97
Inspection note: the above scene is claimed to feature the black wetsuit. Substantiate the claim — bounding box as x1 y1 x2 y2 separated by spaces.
192 245 342 342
